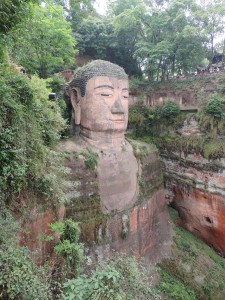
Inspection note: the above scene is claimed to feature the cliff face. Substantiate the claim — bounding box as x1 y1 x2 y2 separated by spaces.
61 138 171 263
17 138 171 265
128 72 225 257
129 72 225 109
161 119 225 255
17 195 65 265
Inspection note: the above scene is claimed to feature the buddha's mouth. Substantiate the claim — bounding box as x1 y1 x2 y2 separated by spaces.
110 116 125 122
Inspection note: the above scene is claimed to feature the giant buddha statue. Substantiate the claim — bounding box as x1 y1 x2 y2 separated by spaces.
59 60 170 261
65 60 138 212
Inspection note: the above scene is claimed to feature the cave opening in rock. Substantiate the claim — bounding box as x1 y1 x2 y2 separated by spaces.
205 216 213 224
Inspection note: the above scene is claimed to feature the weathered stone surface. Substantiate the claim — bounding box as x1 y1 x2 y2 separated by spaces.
60 138 171 262
162 145 225 255
18 206 65 265
94 189 170 263
69 61 129 150
15 142 170 266
97 143 138 212
163 154 225 197
173 186 225 255
142 72 225 109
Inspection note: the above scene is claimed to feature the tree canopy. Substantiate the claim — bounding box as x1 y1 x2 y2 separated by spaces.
74 0 225 79
6 4 76 78
0 0 37 34
2 0 225 79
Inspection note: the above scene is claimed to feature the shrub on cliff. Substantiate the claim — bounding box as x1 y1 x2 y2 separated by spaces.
128 105 154 136
61 255 155 300
205 95 224 118
0 68 66 201
128 100 181 137
198 94 225 136
49 219 84 279
155 99 180 121
0 244 51 300
0 207 51 299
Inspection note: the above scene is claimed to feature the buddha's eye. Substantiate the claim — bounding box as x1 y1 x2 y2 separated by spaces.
122 94 129 99
95 86 114 97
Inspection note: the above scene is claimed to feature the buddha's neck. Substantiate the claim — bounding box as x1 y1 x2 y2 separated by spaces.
80 127 125 150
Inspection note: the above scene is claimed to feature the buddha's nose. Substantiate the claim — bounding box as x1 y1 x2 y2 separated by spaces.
111 97 124 114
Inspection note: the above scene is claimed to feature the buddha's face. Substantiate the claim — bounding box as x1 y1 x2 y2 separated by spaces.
79 76 129 134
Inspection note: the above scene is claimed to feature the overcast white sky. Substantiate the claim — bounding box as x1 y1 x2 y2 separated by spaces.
93 0 108 15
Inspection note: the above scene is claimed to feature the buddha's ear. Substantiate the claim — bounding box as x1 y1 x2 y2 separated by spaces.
70 88 81 125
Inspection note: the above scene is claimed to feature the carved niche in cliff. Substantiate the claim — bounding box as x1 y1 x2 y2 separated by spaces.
59 60 170 261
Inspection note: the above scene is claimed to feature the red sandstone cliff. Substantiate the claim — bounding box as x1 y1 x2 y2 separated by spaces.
161 119 225 256
17 139 171 265
61 138 171 263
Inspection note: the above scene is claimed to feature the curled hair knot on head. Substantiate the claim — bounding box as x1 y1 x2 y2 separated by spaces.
69 60 128 97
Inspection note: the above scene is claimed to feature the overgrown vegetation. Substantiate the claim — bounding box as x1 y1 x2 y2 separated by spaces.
0 65 69 299
0 68 66 201
82 148 98 170
61 255 156 300
128 100 182 137
128 94 225 160
197 93 225 137
128 105 153 136
0 207 51 299
156 207 225 300
153 133 225 160
49 219 84 279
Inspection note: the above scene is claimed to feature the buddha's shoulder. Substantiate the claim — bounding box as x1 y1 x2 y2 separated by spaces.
56 136 88 153
125 137 158 158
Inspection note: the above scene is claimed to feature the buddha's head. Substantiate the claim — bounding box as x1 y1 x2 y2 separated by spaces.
69 60 129 149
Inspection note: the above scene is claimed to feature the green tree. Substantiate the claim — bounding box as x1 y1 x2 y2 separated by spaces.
75 17 115 59
66 0 95 31
194 0 225 65
75 14 142 76
0 0 36 34
165 0 207 75
0 0 36 62
106 0 218 80
49 0 95 31
107 0 145 76
135 0 207 80
6 4 76 78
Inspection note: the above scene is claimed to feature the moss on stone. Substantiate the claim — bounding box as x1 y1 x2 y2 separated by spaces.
128 138 164 201
155 131 225 161
131 143 149 160
156 207 225 300
164 171 196 189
